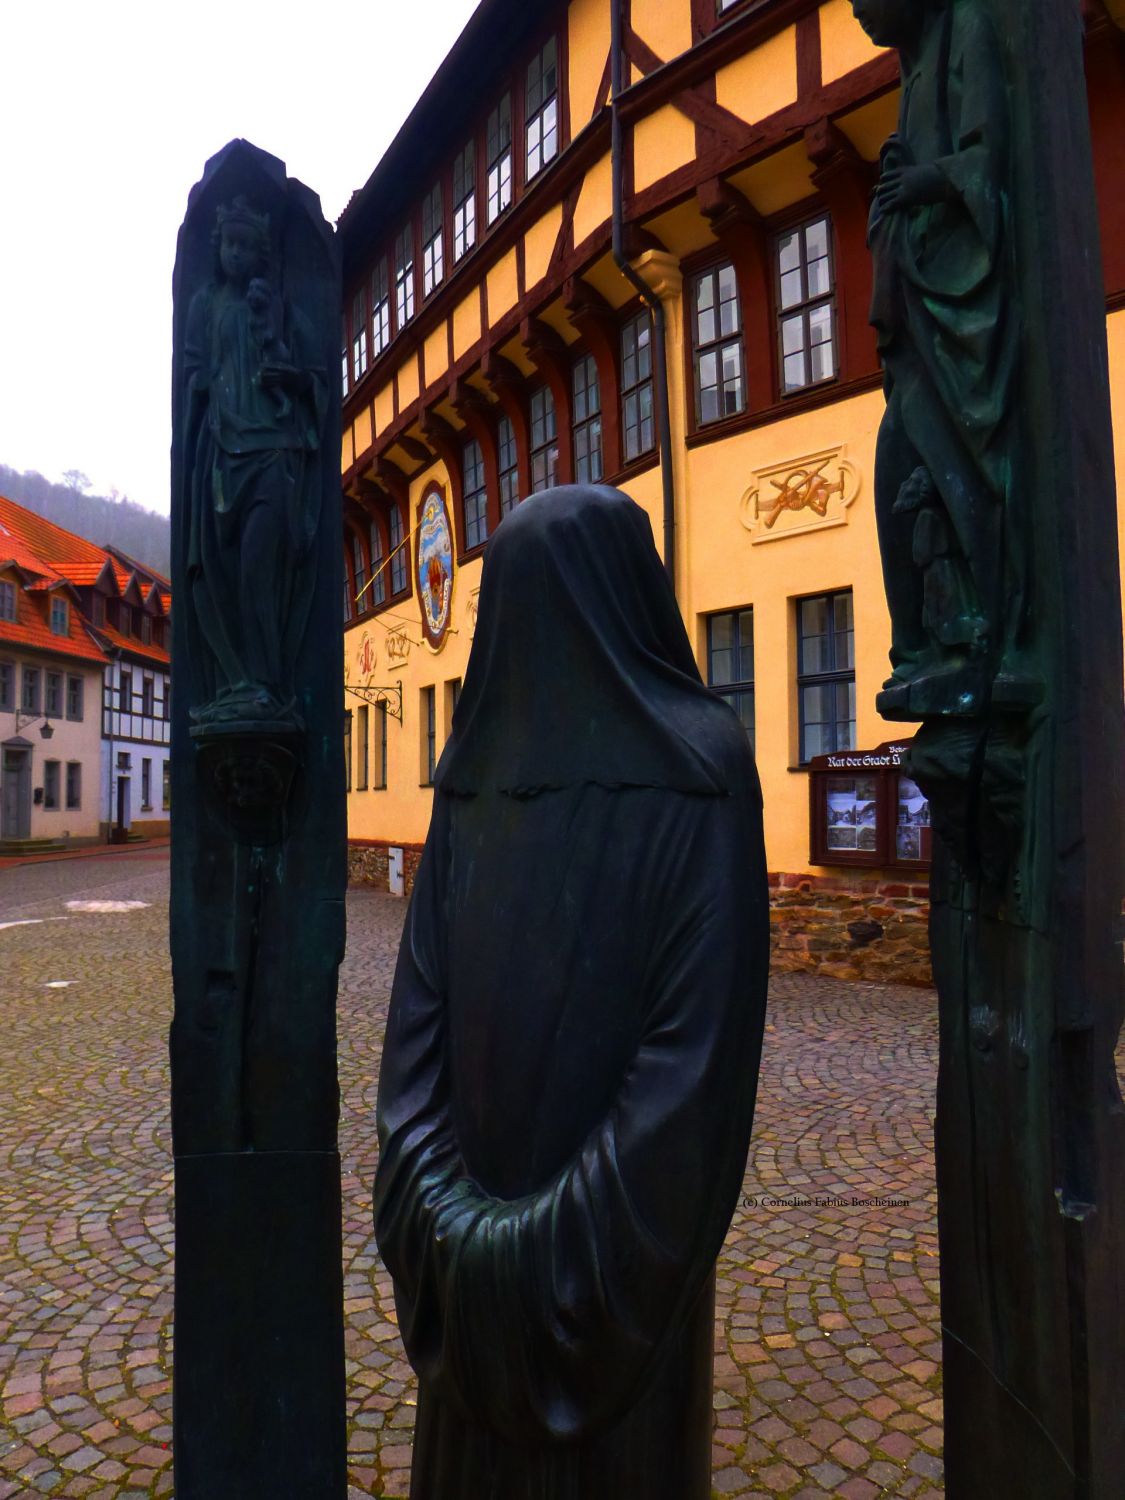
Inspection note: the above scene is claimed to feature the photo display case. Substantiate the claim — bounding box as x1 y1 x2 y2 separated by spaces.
807 741 932 870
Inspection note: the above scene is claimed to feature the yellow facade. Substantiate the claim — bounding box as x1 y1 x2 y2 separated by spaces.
338 0 1125 893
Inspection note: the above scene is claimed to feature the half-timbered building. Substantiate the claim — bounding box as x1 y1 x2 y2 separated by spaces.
337 0 1125 979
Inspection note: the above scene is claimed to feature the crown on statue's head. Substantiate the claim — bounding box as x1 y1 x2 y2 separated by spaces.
216 196 270 241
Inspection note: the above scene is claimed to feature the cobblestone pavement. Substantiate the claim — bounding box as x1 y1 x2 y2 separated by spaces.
0 852 953 1499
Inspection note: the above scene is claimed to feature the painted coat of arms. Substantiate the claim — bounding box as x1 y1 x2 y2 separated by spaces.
739 446 860 543
416 488 454 648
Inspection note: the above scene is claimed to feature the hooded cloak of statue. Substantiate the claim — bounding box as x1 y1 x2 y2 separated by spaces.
373 485 770 1500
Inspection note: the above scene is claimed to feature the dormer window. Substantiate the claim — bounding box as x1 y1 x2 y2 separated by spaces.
141 613 152 645
0 580 15 622
50 596 69 636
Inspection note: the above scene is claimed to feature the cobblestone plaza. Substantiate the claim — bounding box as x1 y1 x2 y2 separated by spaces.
0 851 947 1499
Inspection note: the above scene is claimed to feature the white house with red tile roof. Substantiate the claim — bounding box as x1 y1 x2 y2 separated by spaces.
0 496 171 845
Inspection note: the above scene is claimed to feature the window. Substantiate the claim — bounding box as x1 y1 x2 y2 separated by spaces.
352 288 369 383
487 94 513 224
369 521 387 606
352 533 368 613
571 354 603 482
453 142 477 261
462 440 489 551
693 262 745 424
43 760 60 810
372 260 392 358
525 38 559 181
797 590 855 763
162 678 170 721
388 505 408 595
357 704 370 790
497 414 519 515
707 610 755 748
0 581 14 622
119 670 132 713
66 762 81 811
777 216 837 394
66 675 84 721
142 758 152 809
422 184 444 297
141 613 152 645
0 661 13 712
162 761 171 810
142 677 155 717
22 667 40 714
341 318 349 398
45 672 63 718
395 225 415 329
343 560 354 623
421 686 437 785
529 387 559 493
373 701 388 789
91 593 105 627
621 311 655 462
50 596 69 636
344 710 352 793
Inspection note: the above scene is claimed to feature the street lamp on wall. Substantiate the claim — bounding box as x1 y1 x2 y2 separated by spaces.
14 710 55 740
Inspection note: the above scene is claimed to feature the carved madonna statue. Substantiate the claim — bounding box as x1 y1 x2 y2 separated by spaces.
182 195 328 733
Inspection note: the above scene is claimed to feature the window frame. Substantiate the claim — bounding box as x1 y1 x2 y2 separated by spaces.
388 504 409 597
369 518 387 608
486 93 514 226
796 588 856 765
373 700 388 790
66 761 82 811
0 580 15 623
351 286 369 384
620 309 656 465
691 260 747 427
452 142 477 262
50 595 69 637
0 660 14 712
22 666 41 714
528 385 559 494
571 352 603 483
706 608 755 749
421 182 445 298
421 685 437 786
351 531 368 614
371 260 392 360
42 759 60 811
118 669 132 715
497 413 520 515
45 670 63 718
66 674 84 721
394 224 416 331
356 703 370 791
525 37 560 183
775 214 839 398
462 438 489 551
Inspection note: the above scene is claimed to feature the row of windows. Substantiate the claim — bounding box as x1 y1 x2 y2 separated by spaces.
345 35 560 396
40 759 83 811
114 669 169 719
344 215 839 617
0 662 86 720
90 593 167 648
706 590 856 765
0 582 72 637
343 591 855 791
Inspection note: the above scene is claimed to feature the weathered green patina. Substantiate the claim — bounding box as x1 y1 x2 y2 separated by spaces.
853 1 1125 1494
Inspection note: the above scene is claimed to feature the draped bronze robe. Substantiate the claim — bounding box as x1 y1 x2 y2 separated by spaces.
373 486 770 1500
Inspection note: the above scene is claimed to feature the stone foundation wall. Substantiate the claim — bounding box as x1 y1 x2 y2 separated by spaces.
348 840 424 897
769 871 933 986
347 842 932 984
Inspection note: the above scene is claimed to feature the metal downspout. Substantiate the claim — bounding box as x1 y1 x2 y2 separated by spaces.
610 0 676 591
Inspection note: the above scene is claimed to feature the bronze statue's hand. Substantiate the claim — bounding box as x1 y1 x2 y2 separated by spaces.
877 163 948 212
259 363 309 395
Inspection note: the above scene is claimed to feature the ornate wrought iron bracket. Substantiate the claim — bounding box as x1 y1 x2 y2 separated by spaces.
345 680 403 722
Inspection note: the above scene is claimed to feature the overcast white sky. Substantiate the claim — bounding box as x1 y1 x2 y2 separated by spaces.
0 0 480 516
